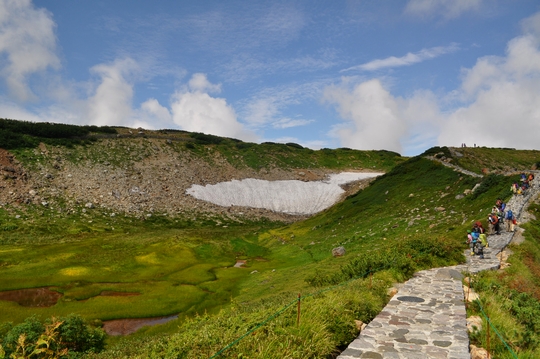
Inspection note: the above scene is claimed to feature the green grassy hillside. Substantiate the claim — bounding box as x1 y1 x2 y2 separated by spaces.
1 120 539 358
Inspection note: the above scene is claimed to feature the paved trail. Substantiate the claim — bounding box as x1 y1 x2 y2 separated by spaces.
338 170 539 359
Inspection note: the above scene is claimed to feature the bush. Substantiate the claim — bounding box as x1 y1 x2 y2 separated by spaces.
0 314 105 358
190 132 224 145
285 142 303 149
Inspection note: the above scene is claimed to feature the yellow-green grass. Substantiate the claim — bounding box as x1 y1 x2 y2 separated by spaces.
0 155 522 350
0 224 273 325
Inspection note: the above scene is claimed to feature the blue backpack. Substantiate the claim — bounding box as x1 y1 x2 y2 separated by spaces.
506 210 513 220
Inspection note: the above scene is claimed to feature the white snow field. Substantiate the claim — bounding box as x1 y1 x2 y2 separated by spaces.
186 172 383 215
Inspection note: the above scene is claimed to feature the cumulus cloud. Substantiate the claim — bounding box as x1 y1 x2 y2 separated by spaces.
404 0 483 19
438 17 540 149
342 43 459 72
323 79 407 153
323 80 443 154
0 0 60 101
86 58 139 126
170 73 256 141
326 11 540 155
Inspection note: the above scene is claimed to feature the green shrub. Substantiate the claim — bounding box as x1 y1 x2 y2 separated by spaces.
285 142 303 149
0 314 105 358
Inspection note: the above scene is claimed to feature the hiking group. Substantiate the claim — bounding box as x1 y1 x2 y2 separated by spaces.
512 172 535 194
466 173 534 259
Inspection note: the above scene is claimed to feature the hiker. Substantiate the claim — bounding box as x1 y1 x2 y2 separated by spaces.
468 231 484 258
472 221 485 234
506 208 515 232
495 198 505 212
488 213 500 235
467 231 474 255
479 232 488 248
529 173 535 187
511 182 519 194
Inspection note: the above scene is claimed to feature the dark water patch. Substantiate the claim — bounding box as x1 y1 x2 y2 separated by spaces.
0 287 62 307
102 314 178 336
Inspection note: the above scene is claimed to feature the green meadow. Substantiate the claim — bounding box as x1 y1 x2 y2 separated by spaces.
1 121 539 358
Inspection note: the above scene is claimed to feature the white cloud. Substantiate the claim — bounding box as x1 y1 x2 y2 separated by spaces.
404 0 483 19
323 79 407 153
170 73 257 141
323 80 444 155
86 58 139 126
0 0 60 101
240 80 328 128
272 117 314 129
438 21 540 149
342 43 459 72
188 73 221 93
327 11 540 155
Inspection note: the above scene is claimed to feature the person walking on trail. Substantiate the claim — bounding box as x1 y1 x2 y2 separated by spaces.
472 221 485 234
506 208 515 232
488 213 500 235
467 231 484 258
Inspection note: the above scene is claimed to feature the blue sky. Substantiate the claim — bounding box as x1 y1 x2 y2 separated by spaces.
1 0 539 155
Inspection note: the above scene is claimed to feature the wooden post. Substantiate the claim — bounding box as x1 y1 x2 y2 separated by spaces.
466 277 471 309
487 312 491 357
297 293 301 327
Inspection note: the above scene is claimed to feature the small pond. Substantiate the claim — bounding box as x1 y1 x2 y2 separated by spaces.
0 287 62 307
102 314 179 335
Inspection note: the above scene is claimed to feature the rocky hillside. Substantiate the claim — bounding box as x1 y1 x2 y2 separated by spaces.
0 125 403 223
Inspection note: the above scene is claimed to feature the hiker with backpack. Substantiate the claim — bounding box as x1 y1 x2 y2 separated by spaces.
506 208 515 232
472 221 485 234
467 230 484 258
488 212 500 235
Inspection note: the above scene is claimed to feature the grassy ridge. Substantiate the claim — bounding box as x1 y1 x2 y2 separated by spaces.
1 125 539 358
83 156 525 358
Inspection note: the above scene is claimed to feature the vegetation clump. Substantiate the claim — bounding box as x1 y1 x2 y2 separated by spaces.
0 314 105 358
0 118 116 149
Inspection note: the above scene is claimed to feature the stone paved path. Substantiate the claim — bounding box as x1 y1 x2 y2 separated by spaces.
337 171 539 359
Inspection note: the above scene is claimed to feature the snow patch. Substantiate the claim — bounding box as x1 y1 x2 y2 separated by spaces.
186 172 383 215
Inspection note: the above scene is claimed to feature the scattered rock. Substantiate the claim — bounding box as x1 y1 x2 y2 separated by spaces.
463 285 479 302
250 270 258 274
409 193 414 198
332 246 346 257
354 320 367 331
435 207 445 212
387 287 398 297
455 194 465 200
467 316 483 333
85 202 94 209
470 344 489 359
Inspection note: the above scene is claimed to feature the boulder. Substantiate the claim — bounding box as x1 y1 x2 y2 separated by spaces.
332 246 346 257
470 344 489 359
467 316 483 333
354 320 367 331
